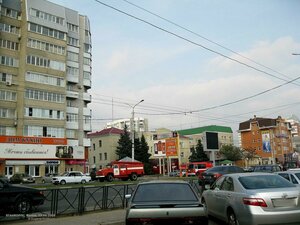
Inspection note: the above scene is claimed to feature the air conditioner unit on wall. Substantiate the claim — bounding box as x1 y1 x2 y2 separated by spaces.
6 80 12 86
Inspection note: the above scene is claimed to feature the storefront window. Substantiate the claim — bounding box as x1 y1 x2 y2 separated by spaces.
45 165 58 175
25 165 40 176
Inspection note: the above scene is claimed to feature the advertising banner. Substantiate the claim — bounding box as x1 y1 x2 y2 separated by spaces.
165 138 178 157
262 131 271 153
153 140 166 157
0 143 84 159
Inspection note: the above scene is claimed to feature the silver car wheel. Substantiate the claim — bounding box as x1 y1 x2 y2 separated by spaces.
228 210 239 225
202 198 208 217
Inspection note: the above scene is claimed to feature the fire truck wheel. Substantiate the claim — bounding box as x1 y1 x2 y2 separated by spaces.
130 173 137 181
107 174 114 182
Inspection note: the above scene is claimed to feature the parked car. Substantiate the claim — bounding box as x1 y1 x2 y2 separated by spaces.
201 172 300 225
41 173 58 184
52 171 91 185
125 180 208 225
252 164 282 173
198 165 244 189
9 173 35 184
0 179 45 214
275 170 300 186
0 175 9 183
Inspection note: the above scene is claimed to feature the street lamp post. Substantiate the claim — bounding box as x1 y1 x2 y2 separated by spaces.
131 99 144 161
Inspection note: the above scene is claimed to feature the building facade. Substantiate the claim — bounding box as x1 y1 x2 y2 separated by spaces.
0 0 92 178
178 125 234 163
88 128 123 170
239 116 294 165
106 118 149 133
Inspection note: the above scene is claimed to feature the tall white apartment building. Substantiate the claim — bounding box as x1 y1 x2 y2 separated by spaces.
0 0 92 177
106 118 149 133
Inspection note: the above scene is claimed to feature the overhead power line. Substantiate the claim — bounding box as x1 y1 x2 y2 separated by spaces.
122 0 300 86
94 0 299 86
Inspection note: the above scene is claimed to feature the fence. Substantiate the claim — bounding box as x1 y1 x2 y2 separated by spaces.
3 179 200 221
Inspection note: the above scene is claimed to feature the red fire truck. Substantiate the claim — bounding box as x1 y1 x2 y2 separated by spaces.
187 161 213 176
95 160 144 182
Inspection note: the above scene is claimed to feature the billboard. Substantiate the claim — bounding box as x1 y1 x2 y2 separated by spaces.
165 138 178 157
153 140 166 157
153 138 178 157
204 132 219 151
262 131 271 153
0 136 84 159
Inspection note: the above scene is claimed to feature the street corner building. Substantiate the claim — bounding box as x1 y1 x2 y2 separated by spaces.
0 0 92 178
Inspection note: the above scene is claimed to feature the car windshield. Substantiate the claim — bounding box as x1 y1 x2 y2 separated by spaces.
239 175 296 189
132 183 198 202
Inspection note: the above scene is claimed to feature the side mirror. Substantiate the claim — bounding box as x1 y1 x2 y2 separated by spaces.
125 194 132 199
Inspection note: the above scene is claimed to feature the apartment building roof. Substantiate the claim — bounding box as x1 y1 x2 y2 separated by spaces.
178 125 233 136
87 127 124 137
239 117 277 131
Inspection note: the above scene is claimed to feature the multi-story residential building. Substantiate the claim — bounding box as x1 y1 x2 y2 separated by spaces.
0 0 92 178
106 118 149 133
88 128 123 170
239 116 293 165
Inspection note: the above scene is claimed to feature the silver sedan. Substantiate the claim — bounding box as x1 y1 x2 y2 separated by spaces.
125 180 208 225
202 172 300 225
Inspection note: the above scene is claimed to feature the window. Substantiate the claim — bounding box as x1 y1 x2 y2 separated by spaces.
67 37 79 47
0 90 17 101
67 51 79 62
27 55 65 71
93 156 96 164
0 39 19 50
30 8 64 25
0 23 20 34
25 89 64 103
24 125 64 137
25 165 40 177
29 23 65 40
104 153 107 160
0 55 19 67
99 153 102 161
93 143 95 151
1 6 20 19
83 57 91 66
66 113 78 122
67 23 79 32
99 140 102 147
0 108 15 118
26 71 65 87
27 38 65 55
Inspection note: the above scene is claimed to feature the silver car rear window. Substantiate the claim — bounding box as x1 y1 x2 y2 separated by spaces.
133 183 198 202
239 175 295 189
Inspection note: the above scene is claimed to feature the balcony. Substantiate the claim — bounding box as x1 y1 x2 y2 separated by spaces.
83 93 91 102
83 78 91 88
66 91 79 99
66 121 79 129
66 74 79 83
83 107 91 116
67 107 79 114
84 123 92 132
83 138 91 147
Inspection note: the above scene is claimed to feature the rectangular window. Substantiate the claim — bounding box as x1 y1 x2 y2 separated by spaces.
99 140 102 147
104 153 107 160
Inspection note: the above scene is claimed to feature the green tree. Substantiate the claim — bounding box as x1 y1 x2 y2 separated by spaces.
219 144 243 161
116 125 132 159
135 135 152 174
189 139 209 162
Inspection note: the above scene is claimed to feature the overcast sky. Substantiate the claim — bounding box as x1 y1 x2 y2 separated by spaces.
50 0 300 144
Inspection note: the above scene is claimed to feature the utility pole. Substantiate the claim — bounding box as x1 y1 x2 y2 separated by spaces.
131 100 144 161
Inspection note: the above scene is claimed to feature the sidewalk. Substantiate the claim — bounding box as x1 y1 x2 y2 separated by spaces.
1 209 126 225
